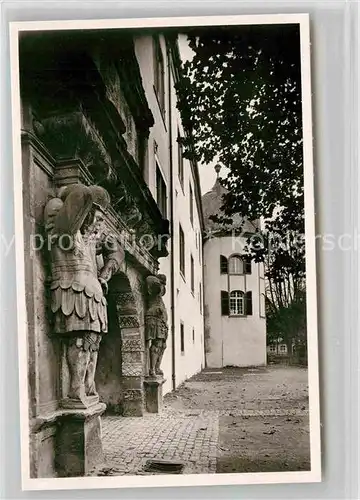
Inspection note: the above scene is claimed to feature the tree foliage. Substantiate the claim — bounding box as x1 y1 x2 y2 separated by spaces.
266 287 307 363
266 288 306 343
176 25 306 329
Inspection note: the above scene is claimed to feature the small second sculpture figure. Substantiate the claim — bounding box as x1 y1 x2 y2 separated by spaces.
145 274 168 377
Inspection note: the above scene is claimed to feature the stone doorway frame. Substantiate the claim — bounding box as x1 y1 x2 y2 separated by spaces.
98 272 145 417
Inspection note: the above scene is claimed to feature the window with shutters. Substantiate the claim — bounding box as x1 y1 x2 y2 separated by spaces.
244 257 252 274
220 255 228 274
228 255 243 275
229 290 245 316
246 291 253 315
221 290 229 315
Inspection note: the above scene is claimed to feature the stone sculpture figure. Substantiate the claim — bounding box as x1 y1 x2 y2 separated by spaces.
44 183 124 407
145 274 168 377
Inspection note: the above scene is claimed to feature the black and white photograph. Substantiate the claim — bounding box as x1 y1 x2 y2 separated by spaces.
10 14 320 490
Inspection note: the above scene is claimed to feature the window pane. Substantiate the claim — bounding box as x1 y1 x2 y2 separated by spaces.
229 256 243 274
229 290 244 315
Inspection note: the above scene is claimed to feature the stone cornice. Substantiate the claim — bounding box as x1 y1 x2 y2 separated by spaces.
21 130 55 178
20 32 169 259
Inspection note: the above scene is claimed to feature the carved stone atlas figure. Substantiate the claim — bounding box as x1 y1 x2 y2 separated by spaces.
44 184 124 406
145 274 168 377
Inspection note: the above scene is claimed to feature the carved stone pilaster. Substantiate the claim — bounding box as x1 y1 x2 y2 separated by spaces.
121 330 144 416
114 290 144 417
121 328 143 378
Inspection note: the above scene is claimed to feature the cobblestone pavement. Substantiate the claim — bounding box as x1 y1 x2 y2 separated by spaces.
96 410 219 475
91 365 309 476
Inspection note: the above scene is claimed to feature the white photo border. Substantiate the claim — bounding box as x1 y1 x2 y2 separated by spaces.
9 13 321 491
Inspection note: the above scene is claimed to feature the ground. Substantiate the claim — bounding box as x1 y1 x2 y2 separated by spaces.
91 365 310 476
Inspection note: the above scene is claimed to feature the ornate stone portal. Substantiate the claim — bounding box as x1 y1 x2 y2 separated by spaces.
44 183 124 476
144 274 168 413
112 284 145 417
43 179 169 477
21 32 173 477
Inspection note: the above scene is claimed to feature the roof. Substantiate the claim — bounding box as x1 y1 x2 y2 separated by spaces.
202 176 259 236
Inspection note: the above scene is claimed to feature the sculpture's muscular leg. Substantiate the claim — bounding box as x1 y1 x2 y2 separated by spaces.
85 334 101 396
66 338 89 400
155 339 166 376
85 350 98 396
149 340 159 377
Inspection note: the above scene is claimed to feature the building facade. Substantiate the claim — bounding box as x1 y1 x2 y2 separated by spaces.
19 29 203 477
202 172 267 368
134 34 205 393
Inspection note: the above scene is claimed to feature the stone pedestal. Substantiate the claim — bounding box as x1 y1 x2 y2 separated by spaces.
55 402 106 477
144 376 165 413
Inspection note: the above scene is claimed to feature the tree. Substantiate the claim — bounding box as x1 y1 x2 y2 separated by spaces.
266 288 307 363
176 25 306 332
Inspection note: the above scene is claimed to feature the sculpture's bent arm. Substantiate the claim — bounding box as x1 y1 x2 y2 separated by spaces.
98 234 125 283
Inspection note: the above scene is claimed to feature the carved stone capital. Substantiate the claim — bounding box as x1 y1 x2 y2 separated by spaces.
54 158 94 188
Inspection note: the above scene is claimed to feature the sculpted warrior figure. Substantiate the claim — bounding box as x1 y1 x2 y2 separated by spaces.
44 184 124 406
145 274 168 377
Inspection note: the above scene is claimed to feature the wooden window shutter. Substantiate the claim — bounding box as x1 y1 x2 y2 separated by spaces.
244 257 252 274
221 290 229 315
246 291 253 315
220 255 228 274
